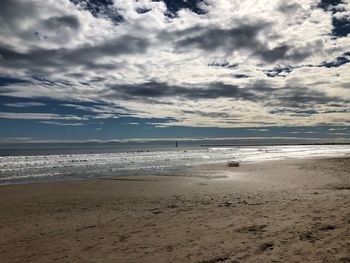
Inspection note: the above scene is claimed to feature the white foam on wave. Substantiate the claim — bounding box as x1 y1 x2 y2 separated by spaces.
0 145 349 184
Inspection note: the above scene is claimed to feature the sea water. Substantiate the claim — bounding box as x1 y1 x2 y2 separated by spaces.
0 144 349 184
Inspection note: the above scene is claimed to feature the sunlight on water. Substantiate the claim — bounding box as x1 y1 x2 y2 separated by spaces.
0 145 349 184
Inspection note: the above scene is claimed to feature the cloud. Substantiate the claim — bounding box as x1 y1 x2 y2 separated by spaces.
175 22 269 53
317 0 350 38
233 74 250 79
0 35 150 74
4 102 46 108
278 1 302 14
172 21 318 63
247 128 270 132
69 0 124 23
0 0 349 131
319 52 350 67
262 86 347 108
0 112 85 120
181 109 233 119
208 61 239 68
265 66 294 78
155 0 209 17
1 135 346 145
105 80 348 109
42 15 80 30
41 121 85 126
107 81 250 100
121 122 139 125
0 0 39 32
269 108 319 115
265 52 350 78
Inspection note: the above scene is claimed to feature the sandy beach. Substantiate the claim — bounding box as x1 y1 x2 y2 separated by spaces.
0 157 349 263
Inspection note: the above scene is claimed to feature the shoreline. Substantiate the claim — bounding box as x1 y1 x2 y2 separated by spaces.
201 142 350 147
0 157 349 262
1 153 350 186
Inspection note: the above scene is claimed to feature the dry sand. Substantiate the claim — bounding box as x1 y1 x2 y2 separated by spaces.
0 157 349 263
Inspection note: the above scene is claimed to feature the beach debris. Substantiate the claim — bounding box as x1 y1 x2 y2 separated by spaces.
218 201 235 207
227 161 240 167
299 224 336 242
75 225 97 232
164 245 173 252
198 256 230 263
332 185 350 190
238 224 267 234
149 208 162 214
118 235 129 242
259 242 274 252
317 225 336 231
338 256 350 262
299 231 317 242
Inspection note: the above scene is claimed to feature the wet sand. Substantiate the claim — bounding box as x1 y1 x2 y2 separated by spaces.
0 157 349 262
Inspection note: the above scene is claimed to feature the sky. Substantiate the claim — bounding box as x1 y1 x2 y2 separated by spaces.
0 0 349 144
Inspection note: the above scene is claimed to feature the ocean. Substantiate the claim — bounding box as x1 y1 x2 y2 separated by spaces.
1 142 350 185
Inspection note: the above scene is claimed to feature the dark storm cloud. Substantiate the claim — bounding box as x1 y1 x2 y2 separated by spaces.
0 0 81 37
258 45 290 63
0 0 38 30
262 86 346 108
174 22 315 63
152 0 208 17
175 23 268 53
0 35 149 73
106 81 348 109
282 44 319 62
69 0 124 24
259 44 317 63
107 81 251 100
43 15 80 30
0 0 86 60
